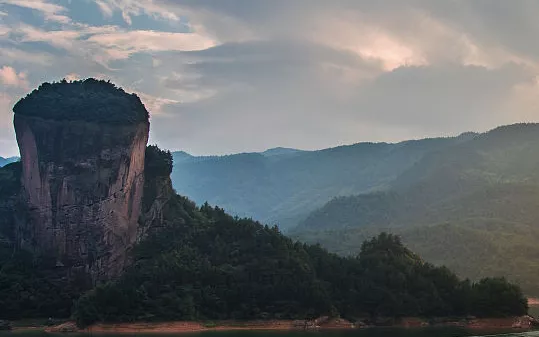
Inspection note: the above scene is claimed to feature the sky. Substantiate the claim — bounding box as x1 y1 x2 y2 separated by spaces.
1 0 539 157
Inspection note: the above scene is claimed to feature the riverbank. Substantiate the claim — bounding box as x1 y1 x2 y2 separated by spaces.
38 316 537 334
45 321 299 334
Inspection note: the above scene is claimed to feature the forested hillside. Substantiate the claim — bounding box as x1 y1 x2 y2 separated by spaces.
171 136 470 229
72 148 528 325
0 147 528 323
74 213 527 326
295 123 539 295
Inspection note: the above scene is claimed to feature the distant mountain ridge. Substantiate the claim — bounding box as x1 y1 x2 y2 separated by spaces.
170 124 539 295
0 157 19 167
261 147 306 157
294 123 539 295
171 137 470 229
299 123 539 230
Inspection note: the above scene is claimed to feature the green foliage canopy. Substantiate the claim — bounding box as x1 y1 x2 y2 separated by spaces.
73 214 528 326
145 145 173 176
13 78 149 125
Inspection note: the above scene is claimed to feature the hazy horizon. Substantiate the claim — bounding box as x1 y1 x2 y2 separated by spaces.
1 122 537 158
2 1 539 157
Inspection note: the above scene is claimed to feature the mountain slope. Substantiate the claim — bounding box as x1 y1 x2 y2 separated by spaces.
295 123 539 295
299 123 539 230
171 136 469 230
73 194 528 325
294 220 539 296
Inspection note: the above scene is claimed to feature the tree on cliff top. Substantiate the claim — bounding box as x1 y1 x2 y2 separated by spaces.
145 145 173 176
13 78 149 125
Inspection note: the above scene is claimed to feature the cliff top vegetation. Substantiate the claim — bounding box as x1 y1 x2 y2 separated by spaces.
13 78 149 125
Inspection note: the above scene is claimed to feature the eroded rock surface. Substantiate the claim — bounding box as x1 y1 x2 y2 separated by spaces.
14 114 149 282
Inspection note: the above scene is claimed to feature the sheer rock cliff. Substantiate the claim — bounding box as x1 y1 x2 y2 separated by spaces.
14 114 149 282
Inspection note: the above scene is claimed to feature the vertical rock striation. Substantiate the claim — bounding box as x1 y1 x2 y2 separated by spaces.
137 146 175 241
13 79 150 282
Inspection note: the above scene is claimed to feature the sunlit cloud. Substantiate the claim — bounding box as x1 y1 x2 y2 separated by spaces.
64 73 80 81
0 66 28 89
87 30 217 59
137 92 179 116
0 0 539 156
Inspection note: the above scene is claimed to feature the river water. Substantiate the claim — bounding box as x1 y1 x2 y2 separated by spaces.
3 329 539 337
190 331 539 337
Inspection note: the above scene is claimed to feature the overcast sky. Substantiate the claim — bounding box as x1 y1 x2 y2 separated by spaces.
1 0 539 156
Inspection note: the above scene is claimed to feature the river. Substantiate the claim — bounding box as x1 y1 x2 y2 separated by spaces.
3 329 539 337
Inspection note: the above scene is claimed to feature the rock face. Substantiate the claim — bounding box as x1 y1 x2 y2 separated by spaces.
138 175 174 241
14 114 149 282
137 145 175 241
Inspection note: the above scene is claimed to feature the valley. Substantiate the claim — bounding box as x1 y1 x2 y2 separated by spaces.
172 124 539 295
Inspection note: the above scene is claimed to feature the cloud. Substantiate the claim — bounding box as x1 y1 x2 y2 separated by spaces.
94 0 114 18
1 0 539 156
350 63 534 132
0 48 53 66
155 0 539 69
137 92 179 116
94 0 180 25
0 92 18 156
87 30 217 59
0 66 28 89
5 22 216 72
64 73 80 81
2 0 71 23
15 24 83 50
0 93 14 126
151 51 535 154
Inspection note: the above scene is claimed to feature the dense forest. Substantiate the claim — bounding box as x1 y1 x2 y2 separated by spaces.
295 221 539 298
13 79 149 124
74 219 527 326
71 150 528 326
0 147 528 323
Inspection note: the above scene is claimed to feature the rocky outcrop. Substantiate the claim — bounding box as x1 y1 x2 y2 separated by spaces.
137 145 175 240
0 162 23 243
137 175 174 241
14 114 149 282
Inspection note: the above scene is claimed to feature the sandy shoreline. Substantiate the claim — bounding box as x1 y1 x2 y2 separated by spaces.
44 321 301 334
18 298 539 334
38 316 537 334
86 321 298 334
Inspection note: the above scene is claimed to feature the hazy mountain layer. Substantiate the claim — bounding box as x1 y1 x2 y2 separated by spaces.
171 136 471 230
299 123 539 230
0 157 18 167
295 123 539 295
